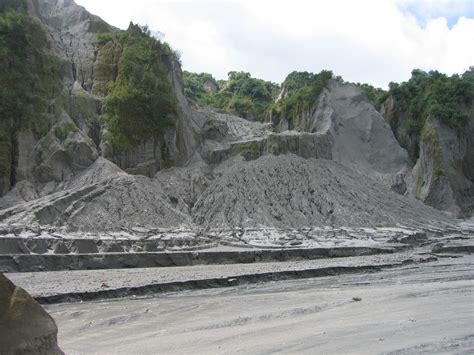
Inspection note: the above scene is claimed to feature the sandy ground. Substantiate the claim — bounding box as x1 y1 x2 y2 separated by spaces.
7 252 425 298
45 254 474 354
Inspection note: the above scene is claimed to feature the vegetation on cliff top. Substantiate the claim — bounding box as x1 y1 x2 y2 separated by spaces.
270 70 333 126
356 83 387 109
183 70 335 123
386 69 473 137
183 71 278 121
98 23 178 152
183 71 219 104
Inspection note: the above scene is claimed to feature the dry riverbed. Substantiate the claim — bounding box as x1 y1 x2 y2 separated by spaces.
37 254 474 354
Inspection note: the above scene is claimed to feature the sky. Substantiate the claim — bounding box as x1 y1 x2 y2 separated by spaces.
75 0 474 88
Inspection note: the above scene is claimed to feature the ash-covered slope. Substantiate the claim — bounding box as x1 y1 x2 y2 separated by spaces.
193 154 452 229
311 81 412 176
0 158 191 231
0 154 455 232
272 80 413 178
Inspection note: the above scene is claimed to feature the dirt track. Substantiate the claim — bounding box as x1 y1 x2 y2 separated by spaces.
43 254 474 354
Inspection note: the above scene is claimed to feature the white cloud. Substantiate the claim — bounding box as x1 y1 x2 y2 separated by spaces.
75 0 474 88
396 0 474 24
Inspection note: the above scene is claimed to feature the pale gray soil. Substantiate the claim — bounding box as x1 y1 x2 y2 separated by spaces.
7 251 428 299
41 255 474 354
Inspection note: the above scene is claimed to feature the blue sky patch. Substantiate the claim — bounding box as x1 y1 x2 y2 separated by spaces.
397 0 474 28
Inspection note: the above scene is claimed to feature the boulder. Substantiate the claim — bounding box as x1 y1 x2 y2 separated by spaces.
0 273 63 354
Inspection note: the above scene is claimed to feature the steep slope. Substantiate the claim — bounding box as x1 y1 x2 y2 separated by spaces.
1 0 205 205
197 80 412 177
382 69 474 217
409 116 474 217
298 80 412 176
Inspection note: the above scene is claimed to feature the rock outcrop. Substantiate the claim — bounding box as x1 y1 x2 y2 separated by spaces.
0 273 62 354
1 0 203 203
409 116 474 217
273 81 413 177
384 94 474 218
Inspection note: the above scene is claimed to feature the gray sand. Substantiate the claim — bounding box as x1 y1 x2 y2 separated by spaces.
44 255 474 354
7 251 426 298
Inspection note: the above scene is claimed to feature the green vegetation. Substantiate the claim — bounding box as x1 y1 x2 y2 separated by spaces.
356 83 387 109
99 23 178 152
54 122 77 143
386 69 473 137
92 41 122 96
183 69 332 124
183 71 218 103
270 70 333 127
415 124 445 197
380 69 474 160
421 123 442 159
0 0 62 189
0 0 61 139
183 71 279 121
278 71 314 94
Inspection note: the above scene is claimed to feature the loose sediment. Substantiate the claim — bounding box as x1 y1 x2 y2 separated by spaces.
7 251 434 304
0 246 401 273
43 254 474 354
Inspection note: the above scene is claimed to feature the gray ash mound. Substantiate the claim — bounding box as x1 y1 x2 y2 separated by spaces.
192 154 452 229
0 172 191 232
0 154 454 232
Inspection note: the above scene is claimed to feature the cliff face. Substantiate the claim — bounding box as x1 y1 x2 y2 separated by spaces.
268 81 413 196
412 116 473 217
0 0 108 203
384 96 474 218
281 81 412 175
1 0 202 206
